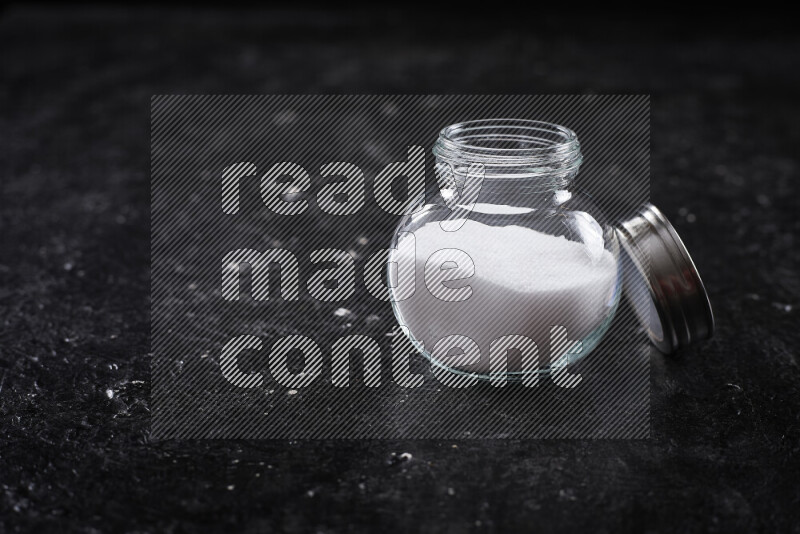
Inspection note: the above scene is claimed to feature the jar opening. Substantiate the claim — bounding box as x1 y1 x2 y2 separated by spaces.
433 119 583 187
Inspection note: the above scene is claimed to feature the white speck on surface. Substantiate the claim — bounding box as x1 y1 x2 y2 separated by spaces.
227 485 235 491
398 452 413 462
287 389 298 396
306 489 315 497
105 389 114 399
357 236 369 245
63 262 74 271
447 487 455 496
333 308 353 318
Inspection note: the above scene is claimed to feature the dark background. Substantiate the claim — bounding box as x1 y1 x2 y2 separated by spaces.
2 5 799 532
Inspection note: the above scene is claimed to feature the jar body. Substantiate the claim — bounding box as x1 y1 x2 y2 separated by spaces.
388 121 621 378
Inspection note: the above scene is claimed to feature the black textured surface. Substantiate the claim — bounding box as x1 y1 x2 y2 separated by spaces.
2 7 799 532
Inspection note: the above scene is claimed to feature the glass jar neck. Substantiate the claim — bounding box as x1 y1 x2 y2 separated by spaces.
432 119 583 194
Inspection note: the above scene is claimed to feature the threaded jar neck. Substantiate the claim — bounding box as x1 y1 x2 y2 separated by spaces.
432 119 583 191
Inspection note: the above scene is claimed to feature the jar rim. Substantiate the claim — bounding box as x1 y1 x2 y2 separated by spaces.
433 119 583 182
439 119 578 153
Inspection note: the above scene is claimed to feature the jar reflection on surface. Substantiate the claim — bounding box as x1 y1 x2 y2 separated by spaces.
389 120 621 378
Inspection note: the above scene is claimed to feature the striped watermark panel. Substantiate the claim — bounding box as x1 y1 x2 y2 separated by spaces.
151 95 650 439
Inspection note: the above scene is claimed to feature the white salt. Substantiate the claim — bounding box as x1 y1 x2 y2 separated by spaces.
392 219 618 373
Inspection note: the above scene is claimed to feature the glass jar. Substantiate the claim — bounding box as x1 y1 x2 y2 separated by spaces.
389 119 622 379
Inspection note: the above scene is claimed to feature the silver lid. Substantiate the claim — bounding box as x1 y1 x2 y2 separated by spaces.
616 204 715 354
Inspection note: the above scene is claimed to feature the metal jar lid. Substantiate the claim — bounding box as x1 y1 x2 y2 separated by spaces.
616 203 715 354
